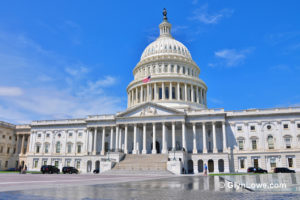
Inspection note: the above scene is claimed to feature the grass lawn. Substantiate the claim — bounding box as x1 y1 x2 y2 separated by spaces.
209 173 270 176
0 171 19 173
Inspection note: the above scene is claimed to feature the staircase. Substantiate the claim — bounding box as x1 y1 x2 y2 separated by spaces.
102 154 172 175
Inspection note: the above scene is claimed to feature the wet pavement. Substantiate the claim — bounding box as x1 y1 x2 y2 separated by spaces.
0 175 300 200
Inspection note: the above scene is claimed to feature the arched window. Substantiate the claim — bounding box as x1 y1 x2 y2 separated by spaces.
267 136 274 149
56 141 61 153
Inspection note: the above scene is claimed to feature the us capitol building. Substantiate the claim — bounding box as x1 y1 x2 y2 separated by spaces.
1 10 300 174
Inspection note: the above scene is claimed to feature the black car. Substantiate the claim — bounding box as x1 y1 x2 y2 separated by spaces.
274 167 295 173
41 165 60 174
93 169 100 174
247 167 268 173
62 166 79 174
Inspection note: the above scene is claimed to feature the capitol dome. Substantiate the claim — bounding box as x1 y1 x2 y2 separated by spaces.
127 9 207 110
140 36 192 61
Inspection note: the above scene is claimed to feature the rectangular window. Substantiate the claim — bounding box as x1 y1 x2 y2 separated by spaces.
76 161 80 169
43 160 47 165
7 147 10 154
172 87 175 99
283 124 289 129
34 160 38 168
68 144 72 153
45 144 49 153
285 138 291 149
77 145 81 154
79 132 83 137
67 160 71 167
252 140 257 150
69 133 73 137
46 134 50 138
288 158 293 168
54 161 59 168
38 134 41 138
240 159 245 169
165 87 169 99
237 126 242 131
238 140 244 150
159 88 162 99
270 158 276 168
250 126 255 131
5 161 8 168
13 148 16 154
297 123 300 129
36 146 40 153
0 146 3 153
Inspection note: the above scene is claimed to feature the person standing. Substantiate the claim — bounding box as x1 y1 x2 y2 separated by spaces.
204 163 208 176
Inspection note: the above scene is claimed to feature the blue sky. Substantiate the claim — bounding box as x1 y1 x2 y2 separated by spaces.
0 0 300 124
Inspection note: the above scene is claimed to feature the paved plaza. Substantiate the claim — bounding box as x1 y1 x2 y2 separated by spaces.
0 173 300 200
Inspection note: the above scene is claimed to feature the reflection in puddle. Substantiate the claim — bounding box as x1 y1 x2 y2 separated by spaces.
0 176 299 200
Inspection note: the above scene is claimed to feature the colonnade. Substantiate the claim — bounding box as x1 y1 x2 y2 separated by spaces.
88 121 227 155
16 134 30 155
128 82 206 107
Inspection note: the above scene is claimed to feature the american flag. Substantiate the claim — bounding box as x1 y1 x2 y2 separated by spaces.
142 76 151 83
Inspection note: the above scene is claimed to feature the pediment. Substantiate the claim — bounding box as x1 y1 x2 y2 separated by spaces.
117 102 184 118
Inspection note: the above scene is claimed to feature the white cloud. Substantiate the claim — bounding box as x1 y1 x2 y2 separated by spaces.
0 86 23 96
65 66 89 77
190 4 233 24
0 30 125 123
214 48 253 67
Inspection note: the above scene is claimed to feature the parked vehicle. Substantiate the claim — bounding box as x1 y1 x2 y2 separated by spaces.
62 166 79 174
41 165 60 174
247 167 268 173
93 169 100 174
274 167 295 173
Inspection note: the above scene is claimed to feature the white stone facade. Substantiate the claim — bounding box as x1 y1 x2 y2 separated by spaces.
3 11 300 174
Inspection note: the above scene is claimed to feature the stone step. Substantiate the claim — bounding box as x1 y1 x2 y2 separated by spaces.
112 154 169 172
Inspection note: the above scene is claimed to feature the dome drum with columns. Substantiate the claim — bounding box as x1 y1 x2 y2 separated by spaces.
127 11 207 110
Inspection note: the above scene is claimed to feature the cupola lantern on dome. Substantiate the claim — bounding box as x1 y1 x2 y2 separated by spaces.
159 8 172 38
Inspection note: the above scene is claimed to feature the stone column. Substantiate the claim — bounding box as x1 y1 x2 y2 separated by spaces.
191 85 194 102
182 122 187 151
169 82 172 100
93 128 97 155
172 122 176 150
124 125 128 154
162 82 165 100
85 129 89 154
101 127 105 155
193 123 198 154
162 122 167 154
222 122 227 152
26 135 30 154
115 125 119 151
202 123 207 153
21 134 25 155
154 83 158 100
184 83 187 102
110 127 114 151
196 87 199 103
147 83 150 101
133 124 137 154
119 128 122 150
149 84 152 101
142 124 147 154
135 87 138 104
212 122 218 153
140 86 143 103
177 82 180 100
152 123 157 154
16 135 20 154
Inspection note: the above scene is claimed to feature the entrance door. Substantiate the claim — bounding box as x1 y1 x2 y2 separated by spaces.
253 159 259 168
208 160 214 172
